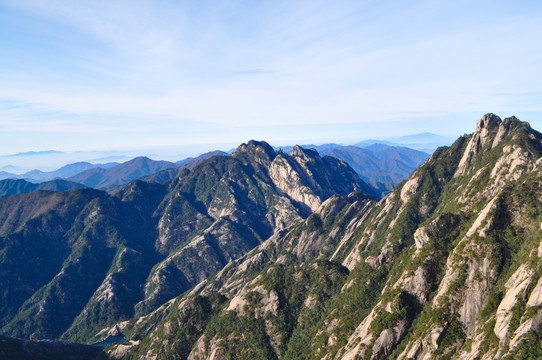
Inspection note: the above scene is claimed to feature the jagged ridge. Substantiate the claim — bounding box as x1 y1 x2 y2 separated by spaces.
0 141 373 346
119 114 542 360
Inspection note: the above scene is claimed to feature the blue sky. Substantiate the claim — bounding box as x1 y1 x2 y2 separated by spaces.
1 0 542 164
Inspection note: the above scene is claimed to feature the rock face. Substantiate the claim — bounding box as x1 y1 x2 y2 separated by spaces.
494 265 533 341
454 113 503 177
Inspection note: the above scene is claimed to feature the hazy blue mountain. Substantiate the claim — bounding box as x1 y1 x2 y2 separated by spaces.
0 171 16 181
67 157 177 189
175 150 228 168
353 139 395 147
323 144 429 192
3 150 63 157
390 131 451 143
355 132 453 153
21 162 119 182
0 165 20 172
0 179 40 196
34 179 87 192
278 143 345 154
279 143 429 196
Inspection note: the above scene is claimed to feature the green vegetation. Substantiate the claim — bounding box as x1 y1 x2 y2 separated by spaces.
126 293 226 360
506 331 542 359
2 117 542 360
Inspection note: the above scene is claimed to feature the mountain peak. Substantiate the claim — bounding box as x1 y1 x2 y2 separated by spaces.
289 145 319 159
238 140 274 152
476 113 501 131
129 156 152 163
454 114 540 178
233 140 276 164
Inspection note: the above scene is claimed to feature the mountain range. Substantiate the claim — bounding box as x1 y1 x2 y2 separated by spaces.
0 141 371 347
23 162 119 182
0 162 119 182
299 144 429 195
117 114 542 360
0 145 427 199
66 157 177 189
1 115 542 359
354 132 454 153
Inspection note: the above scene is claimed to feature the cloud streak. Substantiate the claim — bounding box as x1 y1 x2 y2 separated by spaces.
0 0 542 156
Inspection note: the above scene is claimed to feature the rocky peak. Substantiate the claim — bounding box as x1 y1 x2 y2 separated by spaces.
501 116 516 127
454 114 531 177
289 145 319 160
233 140 277 166
476 113 502 131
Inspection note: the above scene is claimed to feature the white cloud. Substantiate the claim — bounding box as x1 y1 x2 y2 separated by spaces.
0 0 542 158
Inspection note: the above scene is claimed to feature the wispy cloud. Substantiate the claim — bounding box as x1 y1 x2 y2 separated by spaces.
0 0 542 158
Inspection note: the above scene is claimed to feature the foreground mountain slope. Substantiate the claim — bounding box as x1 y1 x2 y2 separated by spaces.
0 141 371 346
0 185 165 340
118 114 542 360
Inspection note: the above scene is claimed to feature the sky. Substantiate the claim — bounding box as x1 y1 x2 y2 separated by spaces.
1 0 542 169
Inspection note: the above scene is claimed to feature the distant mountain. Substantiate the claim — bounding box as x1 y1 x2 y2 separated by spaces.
3 150 63 157
68 157 178 189
0 171 16 181
0 165 20 172
0 178 86 197
0 179 37 196
355 132 453 153
145 150 228 184
175 150 228 168
279 143 429 196
21 162 119 182
86 155 131 163
391 131 448 142
323 144 429 194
